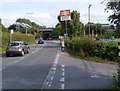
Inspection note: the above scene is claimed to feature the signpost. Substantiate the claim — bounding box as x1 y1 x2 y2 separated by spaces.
60 9 71 42
10 29 14 42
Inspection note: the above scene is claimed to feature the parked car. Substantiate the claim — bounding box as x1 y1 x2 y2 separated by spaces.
38 38 44 44
6 41 30 57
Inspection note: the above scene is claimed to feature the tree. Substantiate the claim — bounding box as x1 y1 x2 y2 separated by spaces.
57 10 84 38
0 19 8 32
8 18 44 35
52 23 61 37
105 1 120 36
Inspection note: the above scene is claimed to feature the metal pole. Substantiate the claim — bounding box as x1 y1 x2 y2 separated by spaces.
65 20 67 42
88 4 92 36
10 32 12 42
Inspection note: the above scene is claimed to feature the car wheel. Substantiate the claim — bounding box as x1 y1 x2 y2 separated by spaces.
21 50 24 56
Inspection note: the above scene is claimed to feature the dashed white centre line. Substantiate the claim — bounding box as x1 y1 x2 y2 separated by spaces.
61 65 65 68
32 44 46 54
61 72 65 76
60 77 65 82
60 83 65 89
41 53 59 89
61 68 65 71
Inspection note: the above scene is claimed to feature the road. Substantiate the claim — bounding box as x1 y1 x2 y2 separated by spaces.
1 41 118 90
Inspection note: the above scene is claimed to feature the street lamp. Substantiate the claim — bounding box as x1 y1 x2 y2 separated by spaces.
88 4 92 36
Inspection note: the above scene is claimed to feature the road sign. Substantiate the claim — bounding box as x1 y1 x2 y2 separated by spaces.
60 9 71 21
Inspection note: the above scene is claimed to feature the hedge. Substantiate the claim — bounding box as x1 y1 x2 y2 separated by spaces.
2 32 35 51
66 36 118 62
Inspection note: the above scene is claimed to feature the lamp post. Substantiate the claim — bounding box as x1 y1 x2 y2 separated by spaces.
88 4 92 36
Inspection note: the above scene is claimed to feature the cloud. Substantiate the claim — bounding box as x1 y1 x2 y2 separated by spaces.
1 12 58 27
1 0 103 3
81 12 110 25
1 0 112 28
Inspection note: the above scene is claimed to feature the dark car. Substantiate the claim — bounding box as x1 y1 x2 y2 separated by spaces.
6 41 30 57
38 38 44 44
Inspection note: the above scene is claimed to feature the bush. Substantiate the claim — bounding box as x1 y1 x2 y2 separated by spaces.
66 36 118 62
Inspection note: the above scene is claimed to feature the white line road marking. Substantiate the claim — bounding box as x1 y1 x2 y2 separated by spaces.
32 44 46 54
46 82 49 85
61 68 65 71
41 53 59 89
60 84 65 89
52 67 56 71
54 61 58 64
51 76 54 80
91 74 102 79
102 73 107 75
61 65 65 68
32 48 40 53
53 70 56 74
53 64 57 67
48 82 52 87
61 72 65 76
3 67 6 69
14 61 18 63
60 77 65 82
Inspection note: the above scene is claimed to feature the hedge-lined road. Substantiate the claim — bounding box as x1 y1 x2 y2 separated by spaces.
2 41 118 89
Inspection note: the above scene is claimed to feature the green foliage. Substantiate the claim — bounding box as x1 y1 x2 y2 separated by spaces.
106 1 120 36
0 20 8 32
35 33 41 39
57 10 84 38
52 23 61 36
8 18 44 35
67 37 118 62
112 67 120 90
2 32 35 51
12 32 35 44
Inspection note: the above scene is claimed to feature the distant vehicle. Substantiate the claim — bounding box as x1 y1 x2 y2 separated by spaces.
6 41 30 57
38 38 44 44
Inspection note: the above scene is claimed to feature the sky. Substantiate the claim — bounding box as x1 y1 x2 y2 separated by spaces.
0 0 113 28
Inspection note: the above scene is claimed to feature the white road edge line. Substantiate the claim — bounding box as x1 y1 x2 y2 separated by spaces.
32 44 46 54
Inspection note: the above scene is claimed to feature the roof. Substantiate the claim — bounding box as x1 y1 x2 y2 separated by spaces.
39 28 54 32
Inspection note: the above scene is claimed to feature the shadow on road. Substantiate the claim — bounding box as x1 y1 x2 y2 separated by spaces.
1 53 25 58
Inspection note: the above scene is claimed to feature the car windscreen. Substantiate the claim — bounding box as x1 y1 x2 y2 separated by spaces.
8 43 19 46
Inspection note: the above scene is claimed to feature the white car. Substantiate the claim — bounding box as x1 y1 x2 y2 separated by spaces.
6 41 30 57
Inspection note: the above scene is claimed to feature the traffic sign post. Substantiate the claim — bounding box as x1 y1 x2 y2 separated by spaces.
60 10 71 21
60 9 71 42
10 29 14 42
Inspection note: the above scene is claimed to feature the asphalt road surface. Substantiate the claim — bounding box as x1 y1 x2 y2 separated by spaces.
1 41 119 90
